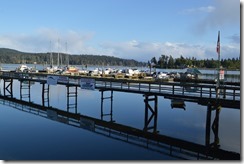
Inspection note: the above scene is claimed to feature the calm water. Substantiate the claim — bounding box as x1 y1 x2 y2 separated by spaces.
0 64 241 160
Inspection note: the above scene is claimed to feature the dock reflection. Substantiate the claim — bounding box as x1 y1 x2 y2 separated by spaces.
0 95 240 160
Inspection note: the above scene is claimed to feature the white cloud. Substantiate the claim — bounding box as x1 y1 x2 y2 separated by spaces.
101 40 240 61
182 6 216 14
0 29 240 62
100 40 163 61
0 28 95 54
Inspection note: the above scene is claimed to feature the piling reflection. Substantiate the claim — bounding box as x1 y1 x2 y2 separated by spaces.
0 94 239 160
100 90 114 122
143 94 158 133
206 102 221 149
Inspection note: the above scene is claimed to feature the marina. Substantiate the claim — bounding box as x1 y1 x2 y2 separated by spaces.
0 0 240 161
0 66 240 109
0 64 240 160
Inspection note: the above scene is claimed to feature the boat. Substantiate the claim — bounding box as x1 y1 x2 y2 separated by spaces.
122 68 134 77
154 71 169 80
102 68 113 75
45 65 62 73
15 64 31 72
66 66 79 73
185 68 202 79
62 65 79 75
79 69 89 75
44 41 64 74
88 68 102 76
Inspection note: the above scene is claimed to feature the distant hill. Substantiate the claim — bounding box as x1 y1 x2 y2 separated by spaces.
0 48 147 67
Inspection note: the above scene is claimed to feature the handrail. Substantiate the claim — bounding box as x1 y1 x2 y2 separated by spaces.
0 71 240 103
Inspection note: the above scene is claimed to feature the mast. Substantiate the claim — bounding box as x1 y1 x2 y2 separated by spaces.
57 38 60 67
48 41 53 67
66 41 69 66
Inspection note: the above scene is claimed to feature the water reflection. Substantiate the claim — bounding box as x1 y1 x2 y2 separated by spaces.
0 93 239 160
100 90 114 122
171 99 186 110
0 77 240 160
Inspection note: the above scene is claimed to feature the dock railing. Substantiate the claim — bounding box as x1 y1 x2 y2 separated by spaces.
0 71 240 103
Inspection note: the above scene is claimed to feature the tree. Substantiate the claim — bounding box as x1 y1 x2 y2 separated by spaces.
151 57 157 65
168 55 174 68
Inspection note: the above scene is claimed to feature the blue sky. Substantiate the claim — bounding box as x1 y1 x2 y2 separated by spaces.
0 0 240 62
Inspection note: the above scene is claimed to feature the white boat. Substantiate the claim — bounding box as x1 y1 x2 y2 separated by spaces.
102 68 113 75
88 68 102 76
79 69 89 75
122 68 134 77
154 72 169 80
15 64 31 72
45 65 62 73
132 69 141 75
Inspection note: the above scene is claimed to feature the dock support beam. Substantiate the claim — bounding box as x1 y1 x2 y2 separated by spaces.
42 83 50 107
20 80 31 102
3 78 13 98
143 94 158 133
100 90 113 122
66 85 78 113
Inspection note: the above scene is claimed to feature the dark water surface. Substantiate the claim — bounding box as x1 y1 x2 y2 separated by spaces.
0 78 240 160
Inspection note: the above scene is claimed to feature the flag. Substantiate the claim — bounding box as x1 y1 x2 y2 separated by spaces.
216 31 220 54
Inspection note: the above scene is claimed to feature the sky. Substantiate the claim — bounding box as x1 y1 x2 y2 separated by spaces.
0 0 241 62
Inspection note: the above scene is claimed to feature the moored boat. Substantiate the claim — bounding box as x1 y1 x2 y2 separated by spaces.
62 65 79 75
15 64 31 72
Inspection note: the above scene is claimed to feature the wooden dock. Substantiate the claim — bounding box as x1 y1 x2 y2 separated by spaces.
0 71 240 109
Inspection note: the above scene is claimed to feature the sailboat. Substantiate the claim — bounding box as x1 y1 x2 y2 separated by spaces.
62 42 79 75
45 41 63 73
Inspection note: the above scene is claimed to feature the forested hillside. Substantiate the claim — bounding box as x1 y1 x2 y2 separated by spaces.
0 48 240 70
0 48 146 67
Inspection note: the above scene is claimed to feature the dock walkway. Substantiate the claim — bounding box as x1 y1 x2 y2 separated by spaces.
0 71 240 109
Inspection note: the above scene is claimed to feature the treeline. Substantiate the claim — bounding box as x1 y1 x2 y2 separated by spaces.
0 48 240 69
0 48 146 67
149 55 240 70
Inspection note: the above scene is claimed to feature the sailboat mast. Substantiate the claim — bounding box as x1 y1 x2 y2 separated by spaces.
57 38 60 67
49 41 53 66
66 42 69 66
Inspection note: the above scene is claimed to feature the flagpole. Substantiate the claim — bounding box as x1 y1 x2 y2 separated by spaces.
216 31 220 99
215 31 221 147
